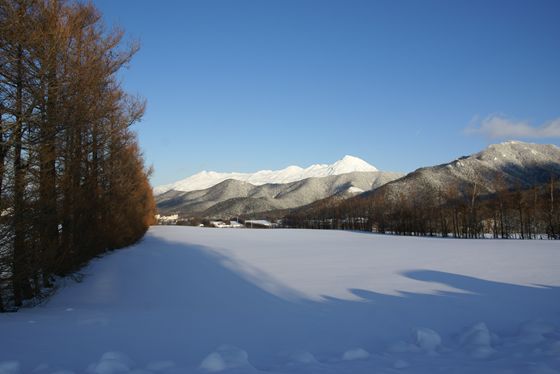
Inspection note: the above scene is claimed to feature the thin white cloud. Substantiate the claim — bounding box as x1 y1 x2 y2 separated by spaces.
465 115 560 139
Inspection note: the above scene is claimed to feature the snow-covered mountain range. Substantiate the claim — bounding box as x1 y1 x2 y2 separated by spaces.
154 155 378 195
155 142 560 218
155 156 402 218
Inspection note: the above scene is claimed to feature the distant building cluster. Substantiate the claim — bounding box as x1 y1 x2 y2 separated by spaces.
155 214 179 224
155 215 281 229
209 220 244 228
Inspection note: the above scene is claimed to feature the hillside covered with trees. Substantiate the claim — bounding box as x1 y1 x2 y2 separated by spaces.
285 142 560 239
0 0 155 311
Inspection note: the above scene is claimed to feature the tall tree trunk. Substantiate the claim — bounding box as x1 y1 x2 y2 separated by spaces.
0 108 5 312
12 44 31 306
39 66 59 284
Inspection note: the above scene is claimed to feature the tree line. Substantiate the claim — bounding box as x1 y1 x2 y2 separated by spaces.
284 176 560 239
0 0 155 311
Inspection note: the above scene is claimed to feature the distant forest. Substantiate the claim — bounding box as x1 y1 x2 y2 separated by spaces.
285 177 560 240
0 0 155 311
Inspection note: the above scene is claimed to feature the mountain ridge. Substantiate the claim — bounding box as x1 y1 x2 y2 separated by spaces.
156 171 404 217
155 141 560 220
362 141 560 201
154 155 379 195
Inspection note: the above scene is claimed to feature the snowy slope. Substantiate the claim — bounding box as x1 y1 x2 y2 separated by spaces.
156 171 403 217
1 227 560 374
368 141 560 200
154 155 378 195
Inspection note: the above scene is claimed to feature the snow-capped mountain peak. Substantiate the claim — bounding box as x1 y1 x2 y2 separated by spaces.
330 155 378 174
154 156 378 195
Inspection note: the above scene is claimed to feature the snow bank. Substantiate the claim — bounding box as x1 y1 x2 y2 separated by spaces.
199 346 254 373
413 327 442 353
287 351 319 365
342 348 370 361
459 322 496 359
87 352 134 374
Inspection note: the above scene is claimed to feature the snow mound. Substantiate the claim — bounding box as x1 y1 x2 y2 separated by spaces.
154 155 377 194
459 322 496 359
342 348 370 361
86 352 134 374
199 346 254 372
413 328 442 353
287 351 319 365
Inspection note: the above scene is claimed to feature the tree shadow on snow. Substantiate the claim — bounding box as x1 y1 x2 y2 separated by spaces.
3 233 560 371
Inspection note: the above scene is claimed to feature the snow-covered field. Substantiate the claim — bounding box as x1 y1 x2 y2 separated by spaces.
1 226 560 374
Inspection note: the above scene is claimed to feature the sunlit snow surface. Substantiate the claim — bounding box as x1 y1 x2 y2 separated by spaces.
1 226 560 374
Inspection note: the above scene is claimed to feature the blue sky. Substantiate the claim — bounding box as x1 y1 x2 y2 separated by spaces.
93 0 560 186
